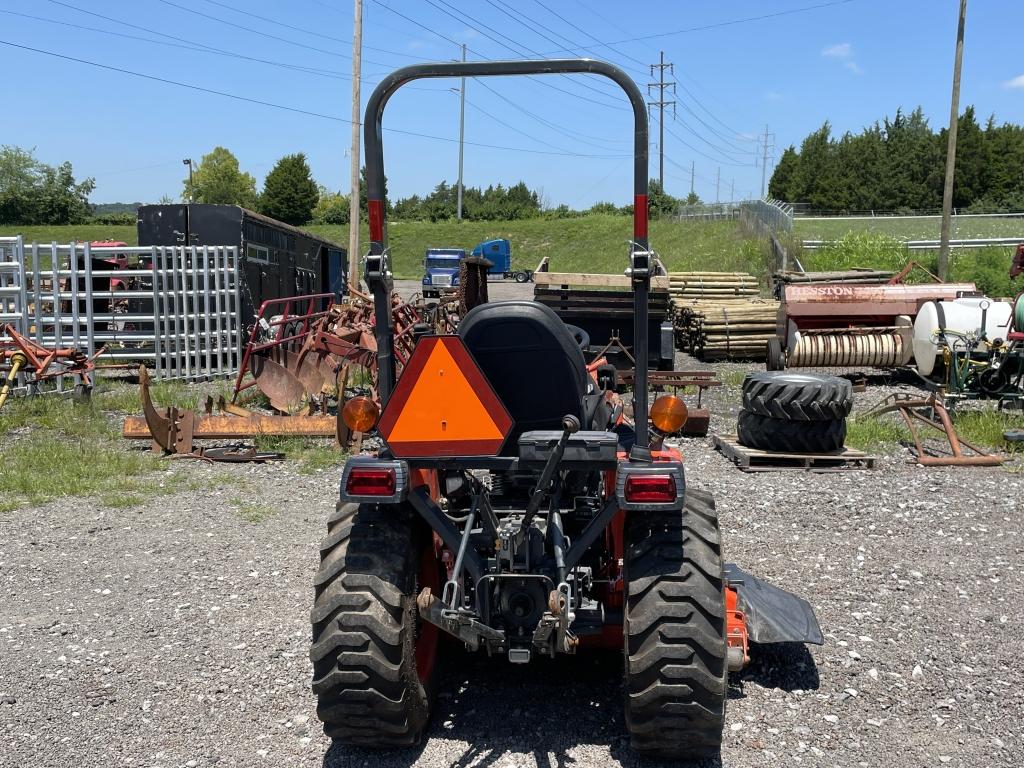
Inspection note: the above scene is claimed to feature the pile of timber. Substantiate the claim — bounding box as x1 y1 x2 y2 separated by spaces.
668 272 779 361
688 300 780 360
667 271 760 301
775 269 895 285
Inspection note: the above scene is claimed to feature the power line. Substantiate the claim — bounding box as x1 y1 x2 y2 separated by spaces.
194 0 423 60
153 0 370 62
542 1 857 50
8 7 356 82
663 122 750 167
532 0 649 74
0 38 629 160
369 0 628 112
419 0 627 109
471 79 628 149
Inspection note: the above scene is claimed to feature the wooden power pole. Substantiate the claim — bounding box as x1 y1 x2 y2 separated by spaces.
938 0 968 281
347 0 363 291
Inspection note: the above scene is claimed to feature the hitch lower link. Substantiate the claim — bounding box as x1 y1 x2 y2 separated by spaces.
416 581 578 662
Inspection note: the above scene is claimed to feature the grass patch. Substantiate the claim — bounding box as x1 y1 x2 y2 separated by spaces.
954 410 1024 451
230 496 276 523
253 434 343 475
0 376 245 512
846 408 1023 454
719 369 754 387
845 415 912 451
2 216 766 281
0 436 166 512
794 214 1024 241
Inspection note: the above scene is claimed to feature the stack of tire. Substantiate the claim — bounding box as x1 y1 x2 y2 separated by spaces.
738 372 853 453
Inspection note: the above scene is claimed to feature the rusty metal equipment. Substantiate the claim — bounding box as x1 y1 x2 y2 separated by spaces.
615 368 721 436
861 393 1004 466
232 290 423 421
0 322 104 409
774 276 980 372
123 365 337 458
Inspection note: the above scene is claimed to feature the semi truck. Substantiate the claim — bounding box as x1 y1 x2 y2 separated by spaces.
421 239 532 298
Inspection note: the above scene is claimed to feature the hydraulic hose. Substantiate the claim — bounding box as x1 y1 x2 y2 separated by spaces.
0 352 27 411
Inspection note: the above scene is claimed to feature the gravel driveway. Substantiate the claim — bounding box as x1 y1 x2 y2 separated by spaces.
3 317 1022 767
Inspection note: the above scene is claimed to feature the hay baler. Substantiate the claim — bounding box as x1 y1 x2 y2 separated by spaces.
310 59 822 760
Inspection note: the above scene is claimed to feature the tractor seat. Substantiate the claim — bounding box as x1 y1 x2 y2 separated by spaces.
459 301 589 449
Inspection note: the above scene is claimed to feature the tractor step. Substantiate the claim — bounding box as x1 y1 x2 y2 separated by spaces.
713 434 876 472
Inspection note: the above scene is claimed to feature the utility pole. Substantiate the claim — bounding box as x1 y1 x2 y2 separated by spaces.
715 167 720 203
456 44 466 221
690 161 695 197
347 0 362 291
939 0 968 281
730 178 735 203
759 124 773 198
647 51 675 188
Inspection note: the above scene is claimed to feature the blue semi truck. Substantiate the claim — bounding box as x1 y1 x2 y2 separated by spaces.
421 238 532 298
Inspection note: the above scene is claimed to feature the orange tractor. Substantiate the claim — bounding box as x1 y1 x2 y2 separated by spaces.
310 59 822 759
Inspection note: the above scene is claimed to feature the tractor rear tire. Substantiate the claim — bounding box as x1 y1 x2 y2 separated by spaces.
737 408 846 453
623 488 728 760
741 371 852 420
310 501 439 747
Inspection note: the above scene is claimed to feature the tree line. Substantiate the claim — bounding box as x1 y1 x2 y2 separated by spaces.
769 106 1024 213
1 142 699 227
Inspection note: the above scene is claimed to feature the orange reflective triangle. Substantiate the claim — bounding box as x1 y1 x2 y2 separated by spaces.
378 336 512 457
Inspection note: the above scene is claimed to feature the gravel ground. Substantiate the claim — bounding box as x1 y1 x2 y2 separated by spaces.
3 284 1023 768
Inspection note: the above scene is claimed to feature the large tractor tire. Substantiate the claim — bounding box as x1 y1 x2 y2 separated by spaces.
310 502 440 747
737 408 846 453
742 371 853 421
623 488 728 759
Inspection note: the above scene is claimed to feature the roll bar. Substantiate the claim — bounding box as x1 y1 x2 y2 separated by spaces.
362 59 653 450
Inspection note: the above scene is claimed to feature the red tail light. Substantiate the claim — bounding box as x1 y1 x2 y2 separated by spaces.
345 468 396 496
623 474 676 503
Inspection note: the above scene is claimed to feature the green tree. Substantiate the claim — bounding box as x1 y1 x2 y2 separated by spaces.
0 145 94 225
312 186 350 225
259 153 319 225
183 147 257 207
768 146 800 201
647 179 677 217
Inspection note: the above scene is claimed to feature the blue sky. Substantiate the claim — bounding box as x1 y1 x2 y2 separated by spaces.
1 0 1022 208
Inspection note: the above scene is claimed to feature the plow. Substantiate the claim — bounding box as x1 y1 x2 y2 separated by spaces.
307 58 823 761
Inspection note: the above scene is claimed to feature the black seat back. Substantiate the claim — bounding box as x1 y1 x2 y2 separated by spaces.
459 301 587 450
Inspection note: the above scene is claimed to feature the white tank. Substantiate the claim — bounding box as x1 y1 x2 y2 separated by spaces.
912 297 1014 376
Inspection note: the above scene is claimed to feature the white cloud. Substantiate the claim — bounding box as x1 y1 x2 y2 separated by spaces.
763 91 782 101
1005 74 1024 89
822 42 852 58
822 42 862 74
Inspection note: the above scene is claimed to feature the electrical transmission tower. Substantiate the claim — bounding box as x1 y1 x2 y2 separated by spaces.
647 52 675 188
758 124 776 198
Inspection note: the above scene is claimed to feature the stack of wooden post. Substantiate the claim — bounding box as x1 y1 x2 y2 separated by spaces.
668 272 780 361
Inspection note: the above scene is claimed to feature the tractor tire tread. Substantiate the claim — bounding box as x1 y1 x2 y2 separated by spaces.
741 372 853 420
624 491 728 759
310 501 432 747
736 409 846 453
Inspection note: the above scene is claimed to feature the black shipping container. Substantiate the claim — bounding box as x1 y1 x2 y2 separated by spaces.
137 204 347 323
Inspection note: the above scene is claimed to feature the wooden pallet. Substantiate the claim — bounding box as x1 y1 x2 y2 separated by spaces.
712 434 876 472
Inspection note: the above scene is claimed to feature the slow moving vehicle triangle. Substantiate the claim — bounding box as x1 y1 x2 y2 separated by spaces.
378 336 512 457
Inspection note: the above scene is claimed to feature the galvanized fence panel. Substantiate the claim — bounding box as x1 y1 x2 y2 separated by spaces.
739 198 794 235
3 241 243 382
